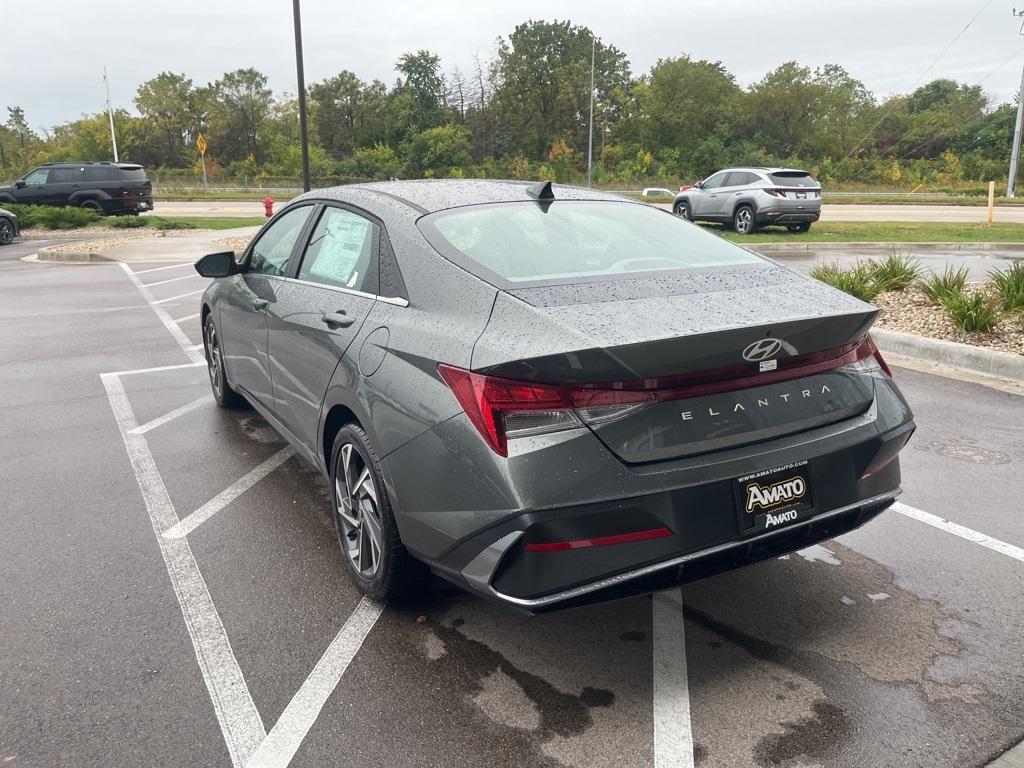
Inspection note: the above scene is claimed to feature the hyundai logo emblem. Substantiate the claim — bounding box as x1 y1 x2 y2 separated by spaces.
742 338 783 362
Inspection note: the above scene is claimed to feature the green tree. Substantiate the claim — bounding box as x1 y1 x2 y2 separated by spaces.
405 124 472 176
134 72 203 166
396 50 446 133
211 68 273 165
490 21 631 160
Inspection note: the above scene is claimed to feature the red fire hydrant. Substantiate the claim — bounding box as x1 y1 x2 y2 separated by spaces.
263 195 274 218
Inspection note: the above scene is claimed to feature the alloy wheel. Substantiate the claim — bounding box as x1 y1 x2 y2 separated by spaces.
334 443 384 577
204 319 224 398
0 220 12 245
735 208 753 234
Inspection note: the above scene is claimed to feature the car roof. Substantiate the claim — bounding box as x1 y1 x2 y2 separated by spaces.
300 179 629 215
39 161 144 169
718 167 811 175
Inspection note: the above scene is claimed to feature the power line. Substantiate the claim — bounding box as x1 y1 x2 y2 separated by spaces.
836 0 995 169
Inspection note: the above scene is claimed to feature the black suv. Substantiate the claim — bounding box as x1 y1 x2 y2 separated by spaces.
0 162 154 215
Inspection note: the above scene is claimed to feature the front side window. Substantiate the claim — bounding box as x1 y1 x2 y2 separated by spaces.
421 201 763 286
701 172 728 189
297 207 377 292
247 206 311 276
23 168 48 184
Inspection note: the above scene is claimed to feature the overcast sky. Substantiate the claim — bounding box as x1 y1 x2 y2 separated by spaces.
3 0 1021 129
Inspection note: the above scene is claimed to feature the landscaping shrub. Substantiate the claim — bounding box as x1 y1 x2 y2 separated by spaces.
989 262 1024 312
107 216 148 229
919 266 969 306
942 291 1000 333
5 203 99 230
147 217 197 230
868 251 921 292
808 261 880 302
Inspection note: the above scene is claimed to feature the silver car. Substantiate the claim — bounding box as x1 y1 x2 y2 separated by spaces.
673 167 821 235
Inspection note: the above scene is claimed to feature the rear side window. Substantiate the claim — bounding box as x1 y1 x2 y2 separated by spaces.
119 167 148 182
297 207 378 293
769 172 816 187
726 171 757 186
84 166 119 182
48 167 82 183
420 201 763 287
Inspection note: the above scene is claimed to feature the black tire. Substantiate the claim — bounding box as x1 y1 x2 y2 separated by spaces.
787 223 812 233
0 218 14 245
203 314 247 409
733 205 757 235
674 200 692 221
330 424 423 600
78 199 104 215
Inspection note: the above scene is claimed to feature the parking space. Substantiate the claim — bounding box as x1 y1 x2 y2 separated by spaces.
1 254 1022 768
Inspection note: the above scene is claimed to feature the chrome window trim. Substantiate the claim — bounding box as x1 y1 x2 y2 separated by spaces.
282 276 409 307
461 489 902 609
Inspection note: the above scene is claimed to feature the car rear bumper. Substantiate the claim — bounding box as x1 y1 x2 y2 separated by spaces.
757 209 820 225
452 487 901 613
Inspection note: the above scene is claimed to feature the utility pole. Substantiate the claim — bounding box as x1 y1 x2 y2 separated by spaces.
292 0 311 192
587 35 595 189
103 66 119 163
1008 9 1024 197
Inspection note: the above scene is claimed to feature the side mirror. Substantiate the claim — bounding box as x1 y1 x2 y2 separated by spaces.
693 181 704 190
194 251 238 278
15 180 26 189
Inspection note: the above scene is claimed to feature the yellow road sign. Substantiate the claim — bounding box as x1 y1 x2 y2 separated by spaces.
196 134 207 155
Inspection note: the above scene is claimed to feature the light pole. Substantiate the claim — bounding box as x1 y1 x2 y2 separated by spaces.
587 36 595 189
103 66 119 163
1008 8 1024 197
292 0 311 192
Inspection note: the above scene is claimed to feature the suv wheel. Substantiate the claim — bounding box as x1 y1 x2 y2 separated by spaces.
787 223 812 233
78 199 104 214
674 200 692 221
733 205 757 235
0 218 14 245
330 424 423 600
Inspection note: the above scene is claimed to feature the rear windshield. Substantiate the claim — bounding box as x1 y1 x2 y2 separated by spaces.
769 172 816 187
419 201 763 286
119 167 148 182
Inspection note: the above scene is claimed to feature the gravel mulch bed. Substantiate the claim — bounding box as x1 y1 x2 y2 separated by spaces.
873 285 1024 356
212 235 254 253
41 232 157 257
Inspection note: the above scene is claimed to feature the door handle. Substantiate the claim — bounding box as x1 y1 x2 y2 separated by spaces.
321 310 354 328
252 298 269 310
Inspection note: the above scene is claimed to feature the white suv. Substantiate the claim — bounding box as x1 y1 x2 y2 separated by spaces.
672 167 821 235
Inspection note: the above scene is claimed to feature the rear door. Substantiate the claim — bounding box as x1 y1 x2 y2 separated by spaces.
43 166 83 205
219 204 315 409
268 204 379 452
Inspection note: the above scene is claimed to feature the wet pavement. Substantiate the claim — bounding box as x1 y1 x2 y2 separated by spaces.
1 246 1022 768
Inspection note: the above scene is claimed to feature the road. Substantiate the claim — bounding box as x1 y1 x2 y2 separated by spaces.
149 199 1024 224
1 241 1023 767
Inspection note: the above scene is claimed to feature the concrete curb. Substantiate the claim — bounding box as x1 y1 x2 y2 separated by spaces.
35 244 116 263
750 241 1024 253
18 231 115 241
872 328 1024 383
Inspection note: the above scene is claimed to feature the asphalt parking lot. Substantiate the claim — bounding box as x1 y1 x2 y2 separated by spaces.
1 241 1023 768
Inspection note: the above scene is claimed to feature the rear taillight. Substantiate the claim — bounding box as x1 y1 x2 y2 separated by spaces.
439 335 891 457
764 188 784 197
436 364 580 456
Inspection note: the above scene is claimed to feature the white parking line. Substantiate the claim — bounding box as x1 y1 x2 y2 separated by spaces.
894 502 1024 563
173 312 201 324
102 372 266 766
119 263 204 365
129 395 210 435
652 589 695 768
111 360 205 378
247 597 385 768
134 262 193 275
143 273 202 287
163 447 296 539
152 289 206 305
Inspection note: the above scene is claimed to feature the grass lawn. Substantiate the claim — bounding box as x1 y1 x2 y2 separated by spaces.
139 216 266 230
709 221 1024 243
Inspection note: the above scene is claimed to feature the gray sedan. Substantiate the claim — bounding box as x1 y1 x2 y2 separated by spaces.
195 180 914 613
0 206 19 245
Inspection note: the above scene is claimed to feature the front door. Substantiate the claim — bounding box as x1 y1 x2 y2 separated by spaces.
219 205 314 410
692 171 729 217
269 205 379 452
15 168 50 204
